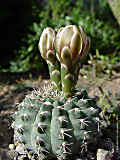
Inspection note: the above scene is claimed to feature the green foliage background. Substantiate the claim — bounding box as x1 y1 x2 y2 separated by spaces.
1 0 120 72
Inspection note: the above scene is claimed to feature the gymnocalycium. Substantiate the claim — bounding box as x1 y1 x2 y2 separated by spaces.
10 25 102 160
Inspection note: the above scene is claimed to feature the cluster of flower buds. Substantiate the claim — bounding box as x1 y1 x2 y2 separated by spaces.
38 25 90 97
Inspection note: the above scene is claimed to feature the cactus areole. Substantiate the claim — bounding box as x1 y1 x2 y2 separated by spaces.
11 25 98 160
38 25 90 97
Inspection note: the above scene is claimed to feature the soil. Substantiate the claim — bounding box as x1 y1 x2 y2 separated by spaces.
0 71 120 160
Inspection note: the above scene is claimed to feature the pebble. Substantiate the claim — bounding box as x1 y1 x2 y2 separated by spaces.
97 149 113 160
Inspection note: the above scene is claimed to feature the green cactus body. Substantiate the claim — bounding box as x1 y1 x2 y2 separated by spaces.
11 86 101 160
51 107 75 159
31 102 53 159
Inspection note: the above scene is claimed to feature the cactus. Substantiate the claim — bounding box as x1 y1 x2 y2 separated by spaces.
10 25 99 160
11 85 101 160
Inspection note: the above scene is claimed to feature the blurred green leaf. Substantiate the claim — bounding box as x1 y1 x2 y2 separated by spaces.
28 44 34 53
1 0 120 73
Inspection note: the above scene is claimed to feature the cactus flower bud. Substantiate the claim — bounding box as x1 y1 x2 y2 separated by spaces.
38 27 61 90
55 25 90 97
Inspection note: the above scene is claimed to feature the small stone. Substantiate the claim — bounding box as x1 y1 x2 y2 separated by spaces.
9 143 15 150
97 149 113 160
16 143 25 154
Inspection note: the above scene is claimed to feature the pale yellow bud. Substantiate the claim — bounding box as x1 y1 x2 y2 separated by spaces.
55 25 90 66
38 27 55 60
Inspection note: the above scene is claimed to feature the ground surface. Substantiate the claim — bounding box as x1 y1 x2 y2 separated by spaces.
0 71 120 160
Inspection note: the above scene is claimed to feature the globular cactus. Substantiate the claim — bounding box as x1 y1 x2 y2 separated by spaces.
11 85 101 160
10 25 97 160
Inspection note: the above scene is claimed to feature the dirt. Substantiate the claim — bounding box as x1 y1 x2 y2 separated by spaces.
0 72 120 159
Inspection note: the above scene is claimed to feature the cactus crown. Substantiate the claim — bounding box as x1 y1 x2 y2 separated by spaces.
38 25 90 97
